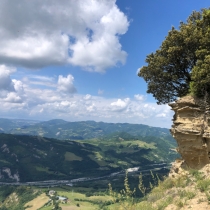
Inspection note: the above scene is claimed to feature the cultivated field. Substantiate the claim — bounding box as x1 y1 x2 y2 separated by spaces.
24 193 49 210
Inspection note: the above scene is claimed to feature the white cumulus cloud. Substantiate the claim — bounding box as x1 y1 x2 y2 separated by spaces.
0 66 26 103
57 75 76 94
134 94 145 101
13 79 25 94
0 65 16 91
0 67 173 128
4 92 23 103
110 98 130 111
0 87 173 128
84 94 92 100
0 0 129 72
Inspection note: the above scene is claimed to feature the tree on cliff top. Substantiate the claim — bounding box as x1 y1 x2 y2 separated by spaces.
138 9 210 104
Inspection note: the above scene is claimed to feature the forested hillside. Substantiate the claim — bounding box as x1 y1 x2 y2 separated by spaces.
0 132 178 182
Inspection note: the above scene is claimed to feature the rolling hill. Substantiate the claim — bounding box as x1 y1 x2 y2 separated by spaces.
0 118 170 140
0 132 178 182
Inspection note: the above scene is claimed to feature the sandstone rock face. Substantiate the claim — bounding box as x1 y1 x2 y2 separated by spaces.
169 95 210 169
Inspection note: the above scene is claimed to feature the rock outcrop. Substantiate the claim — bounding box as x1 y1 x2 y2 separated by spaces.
169 95 210 169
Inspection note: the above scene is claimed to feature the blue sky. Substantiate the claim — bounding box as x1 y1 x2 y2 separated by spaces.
0 0 209 128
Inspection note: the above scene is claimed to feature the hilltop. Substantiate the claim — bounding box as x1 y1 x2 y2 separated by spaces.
0 118 170 140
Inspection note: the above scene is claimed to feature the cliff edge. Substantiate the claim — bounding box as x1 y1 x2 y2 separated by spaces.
169 95 210 169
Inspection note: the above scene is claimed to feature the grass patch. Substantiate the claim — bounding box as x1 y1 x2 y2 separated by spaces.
88 154 107 167
94 152 103 160
157 196 173 210
173 175 189 188
177 189 196 199
136 201 156 210
159 177 174 189
175 199 185 208
35 167 54 174
197 179 210 192
189 169 203 180
65 152 82 161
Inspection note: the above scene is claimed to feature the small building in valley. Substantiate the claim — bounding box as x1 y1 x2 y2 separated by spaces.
49 190 56 196
57 196 68 203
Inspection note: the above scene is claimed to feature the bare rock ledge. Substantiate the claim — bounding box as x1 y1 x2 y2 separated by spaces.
169 95 210 169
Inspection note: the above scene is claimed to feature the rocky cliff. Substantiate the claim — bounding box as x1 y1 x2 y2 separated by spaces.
169 95 210 169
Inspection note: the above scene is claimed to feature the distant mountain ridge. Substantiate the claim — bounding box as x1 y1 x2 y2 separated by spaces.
0 118 170 140
0 118 178 182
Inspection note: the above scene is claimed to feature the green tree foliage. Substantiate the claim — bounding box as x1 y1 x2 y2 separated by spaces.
190 9 210 96
138 9 210 104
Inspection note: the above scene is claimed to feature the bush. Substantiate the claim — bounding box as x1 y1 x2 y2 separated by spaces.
160 178 174 189
197 179 210 192
189 169 203 181
178 189 196 199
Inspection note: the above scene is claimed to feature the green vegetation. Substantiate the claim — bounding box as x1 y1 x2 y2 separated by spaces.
0 119 180 209
64 152 83 161
105 169 210 210
138 8 210 103
0 177 158 210
0 118 171 140
0 132 178 182
0 186 41 210
2 168 209 210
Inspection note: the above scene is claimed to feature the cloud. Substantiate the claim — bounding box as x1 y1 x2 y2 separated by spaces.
22 75 56 88
0 67 173 128
0 86 173 128
13 79 24 94
155 105 171 118
57 75 77 94
0 66 26 103
134 94 145 101
0 65 15 91
0 0 129 72
86 104 96 112
136 67 142 75
98 89 104 95
4 92 23 103
27 75 55 82
84 94 92 100
110 98 130 111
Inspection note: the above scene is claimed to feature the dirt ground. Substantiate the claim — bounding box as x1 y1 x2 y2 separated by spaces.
62 207 78 210
24 193 49 210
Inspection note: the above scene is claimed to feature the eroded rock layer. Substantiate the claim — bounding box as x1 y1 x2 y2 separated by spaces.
170 95 210 169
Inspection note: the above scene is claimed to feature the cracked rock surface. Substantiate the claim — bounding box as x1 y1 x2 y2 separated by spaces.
169 95 210 169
